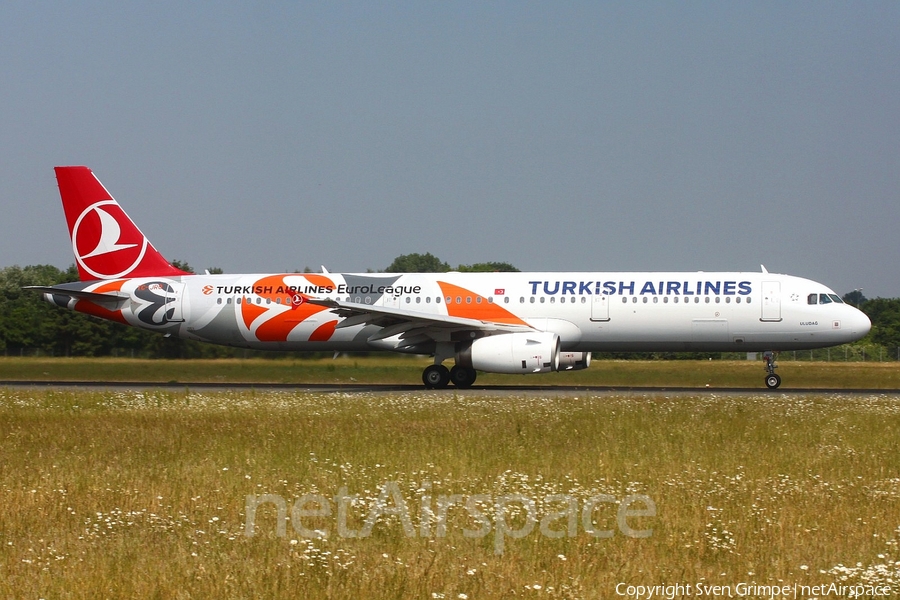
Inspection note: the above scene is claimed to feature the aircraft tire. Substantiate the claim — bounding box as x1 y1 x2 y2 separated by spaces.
450 365 477 388
423 364 451 389
765 374 782 389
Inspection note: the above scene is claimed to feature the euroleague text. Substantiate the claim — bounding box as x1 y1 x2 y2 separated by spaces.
243 482 656 555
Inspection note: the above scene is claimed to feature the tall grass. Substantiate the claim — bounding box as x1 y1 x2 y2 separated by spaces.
1 389 899 598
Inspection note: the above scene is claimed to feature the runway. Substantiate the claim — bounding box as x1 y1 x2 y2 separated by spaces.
2 380 899 395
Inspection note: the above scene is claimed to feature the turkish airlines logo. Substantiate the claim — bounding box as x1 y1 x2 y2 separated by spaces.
72 201 148 279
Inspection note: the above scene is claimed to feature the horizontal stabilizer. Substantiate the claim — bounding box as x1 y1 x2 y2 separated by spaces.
24 285 130 308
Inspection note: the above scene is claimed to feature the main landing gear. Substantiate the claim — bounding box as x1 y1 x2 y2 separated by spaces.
763 351 781 389
422 364 477 389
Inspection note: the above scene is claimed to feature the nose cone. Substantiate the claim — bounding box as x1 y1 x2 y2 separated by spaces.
849 307 871 340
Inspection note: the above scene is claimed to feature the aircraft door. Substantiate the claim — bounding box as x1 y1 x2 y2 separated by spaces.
590 294 610 321
760 281 782 322
164 282 185 323
380 294 401 309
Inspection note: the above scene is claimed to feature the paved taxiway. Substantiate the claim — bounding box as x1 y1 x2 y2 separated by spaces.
2 381 899 396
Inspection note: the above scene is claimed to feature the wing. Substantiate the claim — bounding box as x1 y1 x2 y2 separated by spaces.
304 296 534 350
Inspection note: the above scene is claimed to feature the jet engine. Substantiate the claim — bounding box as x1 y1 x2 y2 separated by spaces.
556 351 592 371
456 331 560 374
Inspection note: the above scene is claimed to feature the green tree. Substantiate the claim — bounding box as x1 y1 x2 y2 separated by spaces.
385 253 450 273
171 260 195 273
455 262 519 272
0 264 113 356
843 289 867 308
859 298 900 348
384 254 520 273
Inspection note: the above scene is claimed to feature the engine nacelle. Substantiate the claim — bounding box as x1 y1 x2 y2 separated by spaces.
457 332 560 374
556 351 592 371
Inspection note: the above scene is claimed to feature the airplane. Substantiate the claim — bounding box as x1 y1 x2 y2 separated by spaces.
27 166 871 389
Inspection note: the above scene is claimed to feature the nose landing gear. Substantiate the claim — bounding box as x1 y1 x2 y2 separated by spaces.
763 351 781 389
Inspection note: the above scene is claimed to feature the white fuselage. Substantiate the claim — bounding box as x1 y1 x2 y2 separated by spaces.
58 270 871 354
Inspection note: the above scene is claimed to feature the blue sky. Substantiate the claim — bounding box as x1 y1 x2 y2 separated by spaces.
2 2 898 297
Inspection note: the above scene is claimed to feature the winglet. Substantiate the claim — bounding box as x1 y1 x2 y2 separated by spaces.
55 166 189 281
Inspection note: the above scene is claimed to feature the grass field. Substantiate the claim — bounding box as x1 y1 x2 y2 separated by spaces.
1 387 899 599
2 355 900 389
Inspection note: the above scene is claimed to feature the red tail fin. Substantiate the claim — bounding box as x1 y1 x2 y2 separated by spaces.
55 166 189 281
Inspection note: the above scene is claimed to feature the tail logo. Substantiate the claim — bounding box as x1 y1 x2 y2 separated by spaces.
72 201 149 279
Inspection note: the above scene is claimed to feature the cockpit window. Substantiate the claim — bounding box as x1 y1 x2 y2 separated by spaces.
810 293 845 305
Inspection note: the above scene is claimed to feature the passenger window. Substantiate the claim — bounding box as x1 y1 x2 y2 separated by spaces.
808 294 818 305
819 294 832 304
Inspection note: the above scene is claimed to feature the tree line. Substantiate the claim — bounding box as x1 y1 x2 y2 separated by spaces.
1 257 897 359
